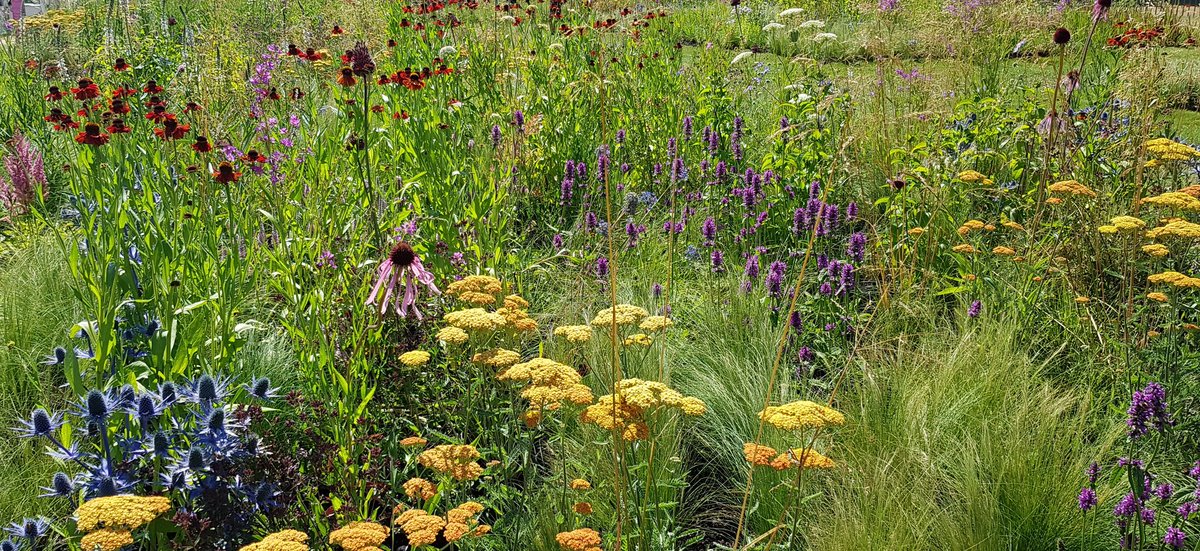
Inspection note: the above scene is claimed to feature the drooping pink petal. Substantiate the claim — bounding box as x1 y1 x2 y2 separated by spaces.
412 258 441 295
380 269 400 316
366 260 394 306
401 270 418 317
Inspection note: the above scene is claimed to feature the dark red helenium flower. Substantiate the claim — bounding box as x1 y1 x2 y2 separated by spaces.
213 162 241 183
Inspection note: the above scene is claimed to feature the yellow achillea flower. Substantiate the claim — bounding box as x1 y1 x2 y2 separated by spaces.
1146 220 1200 240
1097 225 1118 234
590 304 649 327
623 333 653 347
786 448 837 469
445 501 485 524
554 325 593 343
957 219 986 236
1148 271 1200 289
1145 137 1200 161
400 436 427 447
956 170 993 185
400 350 431 367
328 521 389 551
446 275 503 304
574 502 593 515
1142 244 1170 257
556 528 602 551
759 401 845 431
581 379 705 440
444 308 507 332
1048 180 1097 198
1141 192 1200 211
403 477 437 500
1046 197 1063 205
907 227 926 236
1145 159 1160 168
1075 296 1091 304
81 529 135 551
240 530 310 551
1111 216 1147 231
436 326 469 345
743 442 789 470
496 307 539 333
570 478 592 490
638 315 673 332
984 224 996 231
952 244 977 254
75 495 172 532
504 294 530 310
992 246 1016 256
1002 221 1025 231
393 510 444 548
1147 292 1169 303
472 348 522 368
499 358 593 424
418 445 484 481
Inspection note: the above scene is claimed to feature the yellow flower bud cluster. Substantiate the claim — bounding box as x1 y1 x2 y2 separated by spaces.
758 401 845 431
1048 179 1097 198
498 358 594 426
580 379 706 441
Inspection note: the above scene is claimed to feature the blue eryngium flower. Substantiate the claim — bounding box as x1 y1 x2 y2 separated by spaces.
74 390 114 425
183 373 231 405
40 347 67 366
6 517 50 541
40 472 75 498
1 539 17 551
158 382 179 405
245 377 278 401
15 408 63 439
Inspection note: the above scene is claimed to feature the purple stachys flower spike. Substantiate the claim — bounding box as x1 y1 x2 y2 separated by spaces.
744 254 760 279
561 177 574 203
1 131 46 216
847 232 867 262
819 281 833 296
1114 493 1139 518
846 201 859 220
707 127 720 155
596 257 609 278
817 253 830 271
585 211 599 231
671 157 687 182
513 110 525 129
491 125 502 148
653 163 663 177
711 249 724 272
1141 507 1156 525
809 181 821 200
652 283 663 298
1178 502 1197 520
552 234 564 250
1164 527 1186 549
789 311 802 331
565 159 576 179
1127 382 1172 438
1086 461 1100 484
682 116 694 139
1154 483 1174 502
798 346 815 362
732 133 743 161
1078 488 1097 511
781 116 790 132
1190 460 1200 480
596 147 611 179
701 217 717 245
366 242 441 320
793 208 809 234
576 162 587 181
667 137 678 159
766 261 787 297
615 128 626 144
620 163 631 174
968 300 982 318
715 161 727 180
734 116 744 133
838 263 855 293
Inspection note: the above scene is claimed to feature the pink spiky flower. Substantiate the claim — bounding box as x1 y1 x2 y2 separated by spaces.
367 241 440 319
1 131 46 217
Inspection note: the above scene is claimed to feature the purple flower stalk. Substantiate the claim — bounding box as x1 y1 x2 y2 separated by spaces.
1078 487 1097 511
968 300 982 318
1 131 46 215
1126 382 1171 438
366 242 440 319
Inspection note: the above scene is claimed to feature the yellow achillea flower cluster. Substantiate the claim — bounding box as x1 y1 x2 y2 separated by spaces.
1148 271 1200 289
1178 185 1200 198
76 495 171 533
638 315 673 332
759 401 845 431
81 529 135 551
436 326 469 345
952 244 977 254
240 530 310 551
1141 192 1200 211
1002 221 1025 231
957 219 985 236
504 294 530 310
445 275 503 305
556 528 602 551
992 246 1016 256
400 436 428 447
1147 292 1169 303
442 502 487 543
403 477 437 501
581 379 706 441
623 333 653 347
907 227 926 236
1146 137 1200 161
743 443 837 470
1097 216 1146 235
329 521 389 551
21 9 88 32
444 308 507 332
498 358 593 426
1075 296 1091 304
1146 220 1200 240
394 509 446 547
400 350 431 367
956 170 994 185
418 445 484 481
574 502 593 515
570 478 592 490
1142 244 1170 258
472 348 522 368
590 304 649 327
554 325 593 343
1048 179 1097 197
496 306 539 333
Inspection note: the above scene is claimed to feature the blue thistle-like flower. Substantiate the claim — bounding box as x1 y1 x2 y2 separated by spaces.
41 347 67 366
15 408 63 439
40 472 76 498
74 390 114 426
183 374 231 405
158 382 178 406
186 447 207 471
6 517 50 541
245 377 279 401
1 539 17 551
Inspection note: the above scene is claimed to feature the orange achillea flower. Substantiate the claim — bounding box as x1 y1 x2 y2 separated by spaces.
418 444 484 480
556 528 602 551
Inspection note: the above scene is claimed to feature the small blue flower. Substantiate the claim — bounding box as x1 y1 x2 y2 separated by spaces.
40 472 76 498
73 390 115 426
245 377 279 401
182 374 232 406
41 347 67 366
14 408 63 439
6 517 50 541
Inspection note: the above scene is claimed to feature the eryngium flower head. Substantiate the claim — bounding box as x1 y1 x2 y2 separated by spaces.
40 472 75 498
75 390 114 424
6 517 49 541
245 376 279 401
15 408 62 438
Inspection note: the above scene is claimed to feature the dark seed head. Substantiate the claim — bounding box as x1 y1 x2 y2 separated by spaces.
1053 27 1071 45
389 242 416 267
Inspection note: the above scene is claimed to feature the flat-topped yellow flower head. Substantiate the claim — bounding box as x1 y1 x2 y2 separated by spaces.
75 495 172 532
758 401 845 431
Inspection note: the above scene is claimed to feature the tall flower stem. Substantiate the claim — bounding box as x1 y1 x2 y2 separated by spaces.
1031 42 1068 233
360 78 383 253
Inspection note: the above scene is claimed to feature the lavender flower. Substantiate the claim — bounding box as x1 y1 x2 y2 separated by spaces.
847 232 866 262
701 217 717 245
766 261 787 297
1164 527 1186 549
744 254 760 279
